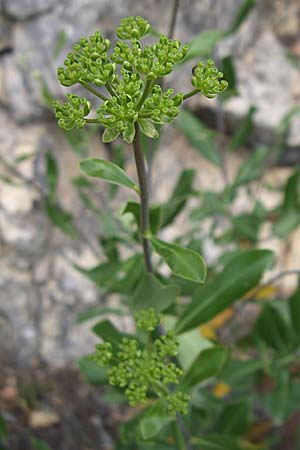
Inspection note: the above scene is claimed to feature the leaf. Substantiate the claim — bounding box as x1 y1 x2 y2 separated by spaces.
123 122 135 144
220 56 238 102
216 401 251 435
181 346 228 390
77 306 126 323
150 236 207 283
46 151 59 201
80 158 139 194
30 437 52 450
232 213 262 242
131 273 179 312
226 0 256 36
161 169 196 228
139 119 159 138
233 146 269 187
227 106 257 151
176 110 221 166
0 414 7 441
194 434 256 450
254 304 290 352
102 127 120 143
139 400 173 440
185 29 224 61
92 319 130 350
281 170 300 211
123 201 162 234
175 249 275 334
177 328 212 371
273 210 300 238
289 283 300 340
78 356 107 384
44 199 78 237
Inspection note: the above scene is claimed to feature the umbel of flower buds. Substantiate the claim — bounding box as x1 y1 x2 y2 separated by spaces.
88 308 190 415
53 15 227 144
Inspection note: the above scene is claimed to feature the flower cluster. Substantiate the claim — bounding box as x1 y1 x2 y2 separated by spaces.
134 307 161 331
191 59 228 98
88 309 189 415
54 15 227 146
53 94 91 130
116 16 151 40
141 86 183 123
57 31 113 87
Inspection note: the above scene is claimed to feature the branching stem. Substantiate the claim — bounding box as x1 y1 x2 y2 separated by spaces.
132 123 153 272
182 89 199 101
80 81 109 101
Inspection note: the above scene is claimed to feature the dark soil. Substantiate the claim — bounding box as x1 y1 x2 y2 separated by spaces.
0 359 124 450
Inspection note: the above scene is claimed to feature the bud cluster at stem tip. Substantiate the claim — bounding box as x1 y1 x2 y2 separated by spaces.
53 15 227 144
88 308 190 415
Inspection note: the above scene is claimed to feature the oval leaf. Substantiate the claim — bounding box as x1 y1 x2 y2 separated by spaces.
175 249 275 334
80 158 139 193
176 110 221 166
150 236 207 283
139 400 173 440
181 346 228 390
131 273 180 312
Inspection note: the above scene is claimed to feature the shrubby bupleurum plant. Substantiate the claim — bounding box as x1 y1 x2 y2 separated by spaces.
49 9 300 450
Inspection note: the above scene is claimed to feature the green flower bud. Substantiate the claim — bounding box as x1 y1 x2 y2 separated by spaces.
134 308 161 331
53 94 91 130
116 16 151 40
166 392 190 416
191 59 228 98
88 342 113 366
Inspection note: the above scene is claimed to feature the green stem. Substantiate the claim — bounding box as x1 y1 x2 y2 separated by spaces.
182 89 199 101
132 123 153 273
172 421 187 450
106 81 118 98
85 118 100 124
168 0 180 39
137 79 153 110
79 81 109 101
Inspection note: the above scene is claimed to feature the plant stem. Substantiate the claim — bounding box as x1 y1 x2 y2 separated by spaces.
169 0 180 39
182 89 199 101
106 81 118 99
79 81 108 101
132 123 153 272
172 420 187 450
85 118 100 124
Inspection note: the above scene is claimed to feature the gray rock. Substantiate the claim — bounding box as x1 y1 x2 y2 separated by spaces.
2 0 57 20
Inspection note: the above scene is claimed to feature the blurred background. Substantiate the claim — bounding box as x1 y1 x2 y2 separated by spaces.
0 0 299 448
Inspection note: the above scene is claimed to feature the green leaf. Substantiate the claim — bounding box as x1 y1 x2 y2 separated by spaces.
123 122 135 144
30 437 52 450
185 29 224 61
92 319 130 350
46 151 59 201
0 414 7 441
182 346 228 390
227 106 257 151
44 199 78 237
289 283 300 341
80 158 139 194
254 304 290 352
161 169 196 228
175 249 275 334
102 127 120 143
226 0 256 36
150 236 207 283
139 400 173 440
220 56 238 102
131 273 179 312
233 146 269 187
123 201 162 234
177 327 212 371
216 401 251 436
176 110 221 166
220 358 265 385
273 210 300 238
194 434 256 450
77 306 126 323
78 356 107 384
282 170 300 211
139 119 159 138
232 213 261 242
